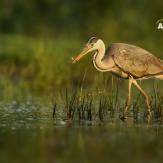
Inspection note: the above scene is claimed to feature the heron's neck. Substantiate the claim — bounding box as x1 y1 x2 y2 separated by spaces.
93 43 107 72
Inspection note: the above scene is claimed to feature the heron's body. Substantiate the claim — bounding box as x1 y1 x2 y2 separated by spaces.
72 37 163 120
92 43 163 80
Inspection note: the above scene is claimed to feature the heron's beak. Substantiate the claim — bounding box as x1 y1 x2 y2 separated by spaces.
72 46 92 63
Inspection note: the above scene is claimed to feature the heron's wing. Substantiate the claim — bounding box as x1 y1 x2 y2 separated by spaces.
112 43 163 78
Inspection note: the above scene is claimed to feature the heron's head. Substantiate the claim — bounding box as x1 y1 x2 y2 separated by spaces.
72 37 103 63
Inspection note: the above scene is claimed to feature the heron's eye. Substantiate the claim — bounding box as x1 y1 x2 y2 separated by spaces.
91 44 94 47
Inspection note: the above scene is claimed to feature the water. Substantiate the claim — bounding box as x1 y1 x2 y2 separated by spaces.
0 100 163 163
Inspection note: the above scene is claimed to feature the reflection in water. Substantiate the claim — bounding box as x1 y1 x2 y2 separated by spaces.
0 101 163 163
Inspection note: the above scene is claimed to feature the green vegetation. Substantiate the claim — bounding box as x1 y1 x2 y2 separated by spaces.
52 86 163 123
0 35 83 97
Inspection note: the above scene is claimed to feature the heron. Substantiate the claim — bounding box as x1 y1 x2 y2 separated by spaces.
72 37 163 120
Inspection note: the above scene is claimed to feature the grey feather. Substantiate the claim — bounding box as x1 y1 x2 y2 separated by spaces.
105 43 163 78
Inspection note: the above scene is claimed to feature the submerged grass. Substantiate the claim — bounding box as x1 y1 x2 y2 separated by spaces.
52 85 163 124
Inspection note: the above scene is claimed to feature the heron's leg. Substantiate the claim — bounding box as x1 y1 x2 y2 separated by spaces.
124 77 133 117
132 80 151 114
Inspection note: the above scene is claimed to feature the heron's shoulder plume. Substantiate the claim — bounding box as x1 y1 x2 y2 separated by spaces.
88 37 99 44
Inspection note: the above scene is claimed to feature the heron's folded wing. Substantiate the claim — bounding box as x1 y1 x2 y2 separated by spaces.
113 45 163 78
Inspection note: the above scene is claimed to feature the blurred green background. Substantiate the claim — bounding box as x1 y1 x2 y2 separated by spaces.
0 0 162 98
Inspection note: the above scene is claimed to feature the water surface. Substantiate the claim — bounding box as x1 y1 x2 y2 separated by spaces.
0 100 163 163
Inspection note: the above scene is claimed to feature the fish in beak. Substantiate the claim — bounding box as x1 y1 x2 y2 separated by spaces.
72 45 93 63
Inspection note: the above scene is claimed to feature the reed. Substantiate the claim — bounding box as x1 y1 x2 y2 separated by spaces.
52 85 163 123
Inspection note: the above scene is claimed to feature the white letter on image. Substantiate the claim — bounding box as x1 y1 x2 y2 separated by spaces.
158 23 163 29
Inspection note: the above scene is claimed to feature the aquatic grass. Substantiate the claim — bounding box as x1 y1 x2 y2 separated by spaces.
52 84 163 123
150 83 163 123
64 90 94 121
52 85 122 123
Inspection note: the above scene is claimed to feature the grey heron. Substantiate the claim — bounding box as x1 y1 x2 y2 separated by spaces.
72 37 163 120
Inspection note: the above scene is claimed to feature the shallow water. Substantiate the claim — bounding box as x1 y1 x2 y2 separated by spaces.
0 100 163 163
